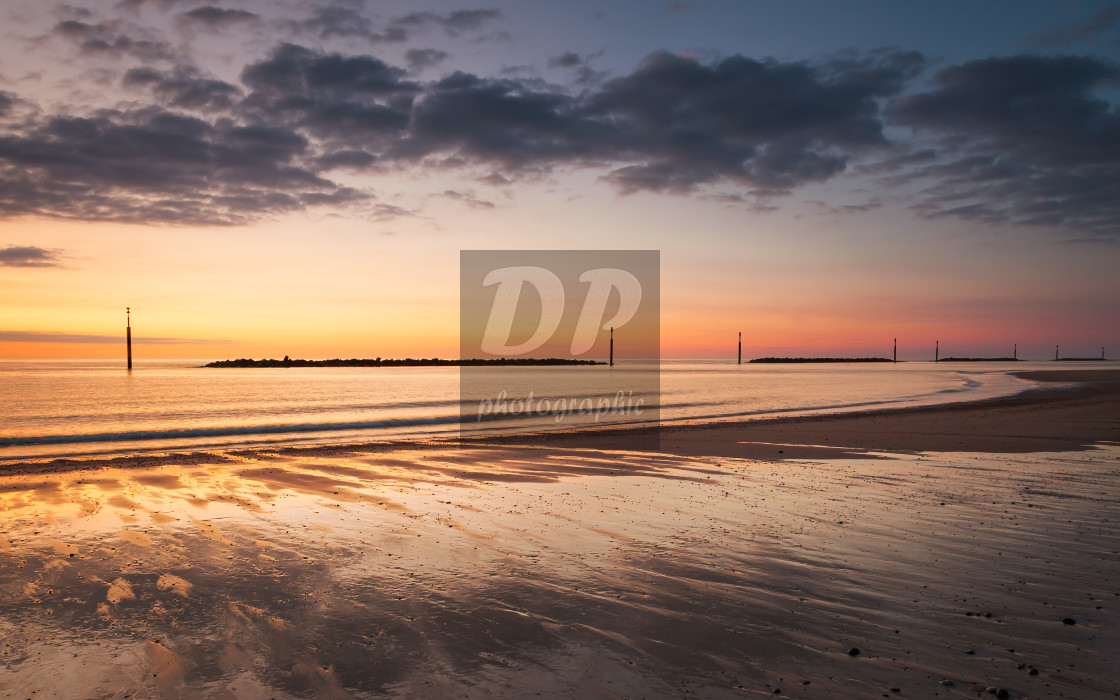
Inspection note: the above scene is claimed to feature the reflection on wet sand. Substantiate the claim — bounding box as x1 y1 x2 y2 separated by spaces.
2 445 1119 698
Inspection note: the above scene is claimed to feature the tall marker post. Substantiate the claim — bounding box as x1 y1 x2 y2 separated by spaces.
609 327 614 367
893 338 897 363
126 307 133 371
738 331 742 365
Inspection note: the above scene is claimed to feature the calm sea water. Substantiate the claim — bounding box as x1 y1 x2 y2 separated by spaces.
0 359 1087 463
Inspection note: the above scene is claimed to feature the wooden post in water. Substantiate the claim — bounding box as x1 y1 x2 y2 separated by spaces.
1014 343 1017 361
126 307 132 371
893 338 897 363
935 340 939 363
738 331 742 365
1056 345 1059 361
609 327 614 367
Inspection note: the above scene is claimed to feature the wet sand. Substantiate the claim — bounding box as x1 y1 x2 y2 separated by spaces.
1 369 1119 698
496 369 1120 460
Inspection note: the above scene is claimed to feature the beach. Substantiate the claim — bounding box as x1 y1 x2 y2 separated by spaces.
1 369 1118 698
6 1 1120 697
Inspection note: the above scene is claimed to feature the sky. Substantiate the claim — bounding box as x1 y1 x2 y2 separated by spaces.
1 0 1119 360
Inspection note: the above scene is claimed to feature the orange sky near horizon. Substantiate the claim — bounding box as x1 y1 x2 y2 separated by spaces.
3 194 1119 362
3 199 1115 362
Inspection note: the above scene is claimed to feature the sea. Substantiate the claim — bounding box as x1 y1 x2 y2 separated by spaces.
0 359 1102 463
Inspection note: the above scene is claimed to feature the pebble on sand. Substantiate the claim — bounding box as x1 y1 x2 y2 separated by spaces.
847 647 860 656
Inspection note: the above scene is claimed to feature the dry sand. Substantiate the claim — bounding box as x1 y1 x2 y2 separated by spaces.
1 369 1118 699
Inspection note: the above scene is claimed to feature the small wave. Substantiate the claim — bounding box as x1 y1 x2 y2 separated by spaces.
0 415 464 447
0 400 721 449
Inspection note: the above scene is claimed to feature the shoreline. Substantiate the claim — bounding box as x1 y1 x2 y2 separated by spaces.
3 368 1118 475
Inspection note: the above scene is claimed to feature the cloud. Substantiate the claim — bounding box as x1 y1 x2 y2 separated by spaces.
807 199 882 215
393 49 923 195
594 48 925 194
240 43 419 148
123 66 242 110
178 5 259 27
291 6 500 42
314 149 378 170
892 55 1117 138
547 50 608 84
371 203 417 220
394 9 501 37
919 201 1007 225
0 105 366 225
441 189 495 209
392 70 589 167
853 148 938 176
52 19 177 62
1027 5 1120 47
0 331 229 344
479 172 511 186
889 54 1120 236
548 51 584 69
0 43 931 225
405 48 449 72
0 245 63 267
115 0 195 10
242 44 419 97
294 5 396 41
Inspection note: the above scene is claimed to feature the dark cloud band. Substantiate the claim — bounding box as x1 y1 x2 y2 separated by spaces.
3 25 1119 237
0 246 63 268
889 54 1120 235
